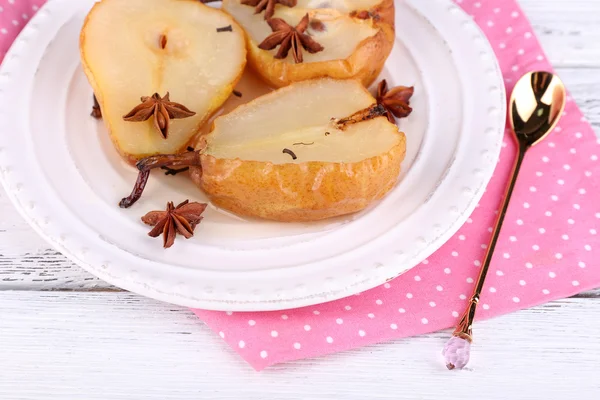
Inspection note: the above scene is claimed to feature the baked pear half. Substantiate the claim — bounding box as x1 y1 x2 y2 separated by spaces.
221 0 395 88
120 78 408 222
80 0 247 164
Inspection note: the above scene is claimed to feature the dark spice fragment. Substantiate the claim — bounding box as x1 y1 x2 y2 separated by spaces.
282 148 297 160
350 10 371 19
159 34 167 49
232 89 243 98
309 19 326 32
161 166 190 176
217 25 233 33
91 94 102 119
324 131 330 136
187 146 195 152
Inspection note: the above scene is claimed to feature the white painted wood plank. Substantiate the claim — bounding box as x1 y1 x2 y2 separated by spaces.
1 1 600 292
520 0 600 68
556 68 600 131
0 292 599 399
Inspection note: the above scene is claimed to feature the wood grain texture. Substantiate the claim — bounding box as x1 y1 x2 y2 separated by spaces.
0 292 599 399
523 0 600 68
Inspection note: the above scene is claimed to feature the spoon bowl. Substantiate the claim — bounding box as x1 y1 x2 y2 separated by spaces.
510 71 567 147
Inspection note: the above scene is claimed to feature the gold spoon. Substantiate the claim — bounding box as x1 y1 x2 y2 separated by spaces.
442 71 567 370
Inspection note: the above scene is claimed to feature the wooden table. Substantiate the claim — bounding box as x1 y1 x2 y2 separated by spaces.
1 1 599 398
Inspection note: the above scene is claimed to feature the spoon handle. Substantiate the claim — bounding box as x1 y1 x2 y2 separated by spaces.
453 140 527 340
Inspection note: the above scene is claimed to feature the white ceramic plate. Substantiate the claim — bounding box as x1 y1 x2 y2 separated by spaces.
0 0 505 311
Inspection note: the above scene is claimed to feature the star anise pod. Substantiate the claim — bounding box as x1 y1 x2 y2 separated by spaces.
241 0 297 20
258 14 324 64
141 200 207 248
376 79 414 124
123 92 196 139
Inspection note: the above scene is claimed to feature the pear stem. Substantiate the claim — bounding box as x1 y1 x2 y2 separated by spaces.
334 103 388 130
119 150 202 209
119 170 151 209
136 150 201 172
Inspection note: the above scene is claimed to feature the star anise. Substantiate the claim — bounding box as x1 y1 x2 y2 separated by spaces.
141 200 207 248
376 79 415 124
241 0 297 20
123 92 196 139
258 14 324 64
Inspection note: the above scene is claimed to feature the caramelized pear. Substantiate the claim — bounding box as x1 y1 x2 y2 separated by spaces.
122 79 409 222
80 0 247 163
222 0 395 88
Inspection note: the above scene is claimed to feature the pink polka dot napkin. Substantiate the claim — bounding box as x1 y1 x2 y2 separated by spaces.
2 0 598 371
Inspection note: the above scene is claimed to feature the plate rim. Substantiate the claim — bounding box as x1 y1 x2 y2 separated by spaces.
0 0 507 311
